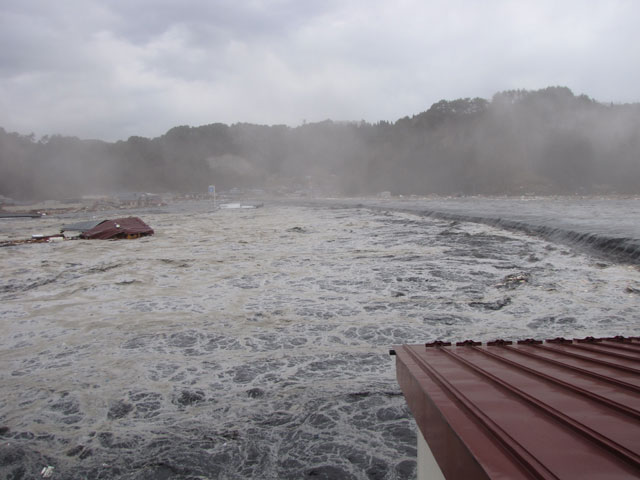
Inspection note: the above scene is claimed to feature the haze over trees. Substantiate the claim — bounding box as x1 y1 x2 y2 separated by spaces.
1 86 639 200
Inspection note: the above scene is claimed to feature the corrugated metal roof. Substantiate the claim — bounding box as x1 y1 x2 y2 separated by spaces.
393 336 640 479
79 217 154 240
61 220 104 232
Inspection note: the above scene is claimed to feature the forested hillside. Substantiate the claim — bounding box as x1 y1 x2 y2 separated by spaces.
2 87 639 200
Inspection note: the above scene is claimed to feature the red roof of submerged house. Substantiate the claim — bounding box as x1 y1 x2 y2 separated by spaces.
392 336 640 479
79 217 154 240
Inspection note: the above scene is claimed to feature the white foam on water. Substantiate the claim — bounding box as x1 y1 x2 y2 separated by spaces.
0 202 638 478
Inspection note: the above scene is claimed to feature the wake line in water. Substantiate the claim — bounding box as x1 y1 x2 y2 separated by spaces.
289 197 640 264
403 209 640 265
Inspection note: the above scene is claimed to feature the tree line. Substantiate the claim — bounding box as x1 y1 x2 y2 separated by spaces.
1 86 639 200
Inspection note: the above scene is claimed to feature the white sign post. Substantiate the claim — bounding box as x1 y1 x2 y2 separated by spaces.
208 185 216 209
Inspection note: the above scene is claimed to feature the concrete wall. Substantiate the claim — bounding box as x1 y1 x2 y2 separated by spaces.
418 428 446 480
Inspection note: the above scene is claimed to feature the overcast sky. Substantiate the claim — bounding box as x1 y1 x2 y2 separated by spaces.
1 0 639 141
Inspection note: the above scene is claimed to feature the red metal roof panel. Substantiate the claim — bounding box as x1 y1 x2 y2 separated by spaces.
393 337 640 479
79 217 154 240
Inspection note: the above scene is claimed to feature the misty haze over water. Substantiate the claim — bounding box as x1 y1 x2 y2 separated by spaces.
1 87 640 201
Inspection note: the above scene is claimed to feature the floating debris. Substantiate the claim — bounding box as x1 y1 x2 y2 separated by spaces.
286 226 308 233
61 220 103 234
1 217 153 247
0 212 42 218
496 272 531 289
0 234 66 247
77 217 154 240
32 234 65 243
468 297 512 310
219 203 263 209
41 466 54 477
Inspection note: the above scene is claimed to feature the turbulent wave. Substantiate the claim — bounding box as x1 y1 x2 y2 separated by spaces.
308 196 640 265
1 200 639 479
410 210 640 264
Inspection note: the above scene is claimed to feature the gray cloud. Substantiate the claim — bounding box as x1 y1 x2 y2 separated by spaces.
1 0 639 141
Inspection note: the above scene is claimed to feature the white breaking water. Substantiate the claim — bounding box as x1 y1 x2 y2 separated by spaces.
1 201 638 479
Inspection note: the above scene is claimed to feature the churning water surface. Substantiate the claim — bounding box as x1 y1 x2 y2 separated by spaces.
1 199 639 479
